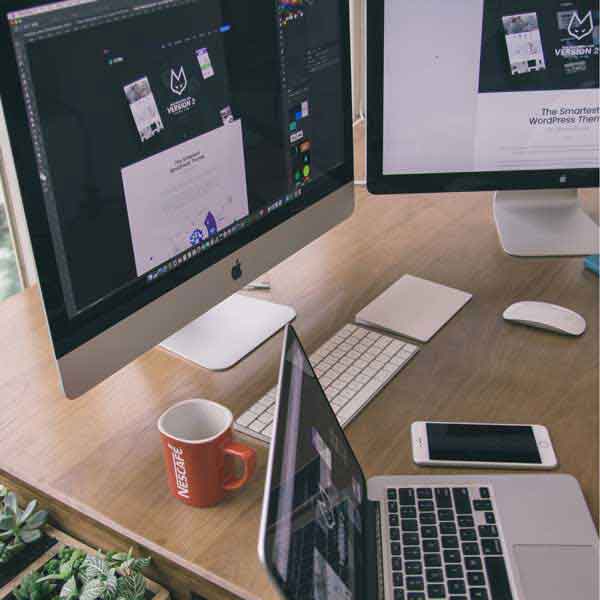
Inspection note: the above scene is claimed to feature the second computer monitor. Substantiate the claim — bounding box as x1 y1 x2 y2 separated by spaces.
367 0 599 256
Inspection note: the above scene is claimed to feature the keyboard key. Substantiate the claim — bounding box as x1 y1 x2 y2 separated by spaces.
421 526 438 538
465 557 483 571
478 525 498 538
394 590 405 600
469 588 488 600
467 572 485 586
405 562 422 575
444 550 461 563
406 577 424 591
390 514 399 527
473 500 492 511
392 557 403 571
484 512 496 525
446 564 464 578
452 488 472 515
390 527 400 540
479 487 490 499
481 539 503 555
418 500 434 512
460 528 477 541
401 506 417 518
391 542 402 555
402 519 418 531
458 516 475 528
389 501 399 513
484 556 512 600
426 568 443 583
422 539 440 553
427 584 445 598
417 488 433 499
440 522 457 535
462 543 480 555
405 546 421 560
419 512 436 525
399 488 416 505
393 572 404 587
406 594 425 600
448 580 467 595
403 533 419 545
435 488 452 508
442 535 459 548
438 509 455 521
424 553 442 567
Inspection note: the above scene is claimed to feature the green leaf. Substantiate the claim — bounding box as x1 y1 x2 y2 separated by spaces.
19 500 38 525
82 555 110 579
5 492 18 515
60 576 78 599
0 514 15 531
24 510 48 531
130 558 151 571
21 529 42 544
120 572 146 600
80 579 106 600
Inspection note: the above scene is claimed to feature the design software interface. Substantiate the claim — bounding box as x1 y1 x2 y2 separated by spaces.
383 0 599 175
8 0 346 316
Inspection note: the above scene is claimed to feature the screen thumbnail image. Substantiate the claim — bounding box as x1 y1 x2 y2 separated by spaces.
502 12 546 75
124 77 164 142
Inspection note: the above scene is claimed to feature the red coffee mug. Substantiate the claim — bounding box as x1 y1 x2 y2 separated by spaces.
158 399 256 507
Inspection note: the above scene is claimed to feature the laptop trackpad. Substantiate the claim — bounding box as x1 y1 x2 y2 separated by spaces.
514 545 598 600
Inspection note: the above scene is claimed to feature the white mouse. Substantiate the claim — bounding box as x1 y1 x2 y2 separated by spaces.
503 301 586 336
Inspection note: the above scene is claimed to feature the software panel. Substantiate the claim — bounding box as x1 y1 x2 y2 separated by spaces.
6 0 348 349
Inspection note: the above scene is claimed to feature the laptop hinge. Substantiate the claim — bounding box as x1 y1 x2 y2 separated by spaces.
365 499 385 600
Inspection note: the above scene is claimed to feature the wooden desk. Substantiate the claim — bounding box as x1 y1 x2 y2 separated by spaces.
0 139 597 599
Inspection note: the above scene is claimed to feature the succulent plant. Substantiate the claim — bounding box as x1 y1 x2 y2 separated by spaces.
0 491 48 564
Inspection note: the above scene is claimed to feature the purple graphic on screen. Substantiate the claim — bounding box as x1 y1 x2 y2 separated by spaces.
190 229 204 246
205 212 218 237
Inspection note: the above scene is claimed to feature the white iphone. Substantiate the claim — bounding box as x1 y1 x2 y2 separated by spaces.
411 421 557 469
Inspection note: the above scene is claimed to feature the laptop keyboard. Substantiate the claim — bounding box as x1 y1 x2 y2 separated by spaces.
385 485 513 600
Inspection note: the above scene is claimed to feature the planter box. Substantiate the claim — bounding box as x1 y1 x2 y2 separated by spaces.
0 527 169 600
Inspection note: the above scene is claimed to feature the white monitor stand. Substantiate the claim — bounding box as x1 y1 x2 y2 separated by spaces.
160 294 295 370
493 189 600 257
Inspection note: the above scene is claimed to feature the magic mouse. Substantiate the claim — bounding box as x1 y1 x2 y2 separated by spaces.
503 301 586 336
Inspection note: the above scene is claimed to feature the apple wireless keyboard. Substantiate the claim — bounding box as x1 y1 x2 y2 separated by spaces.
234 323 419 444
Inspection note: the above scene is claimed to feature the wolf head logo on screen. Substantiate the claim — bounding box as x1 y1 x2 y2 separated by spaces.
170 66 188 96
567 10 594 41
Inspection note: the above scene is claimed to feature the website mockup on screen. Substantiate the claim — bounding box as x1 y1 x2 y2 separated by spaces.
383 0 599 175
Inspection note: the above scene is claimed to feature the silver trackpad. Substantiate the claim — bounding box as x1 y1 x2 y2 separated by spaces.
514 545 598 600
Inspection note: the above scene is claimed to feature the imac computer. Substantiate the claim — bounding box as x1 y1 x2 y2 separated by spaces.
366 0 599 257
0 0 354 398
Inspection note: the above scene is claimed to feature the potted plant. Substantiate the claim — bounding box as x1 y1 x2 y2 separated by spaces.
0 486 55 589
2 535 168 600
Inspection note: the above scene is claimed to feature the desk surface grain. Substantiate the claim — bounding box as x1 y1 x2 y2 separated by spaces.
0 145 597 600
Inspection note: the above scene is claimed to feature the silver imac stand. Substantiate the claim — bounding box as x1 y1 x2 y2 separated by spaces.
161 294 295 371
493 189 600 257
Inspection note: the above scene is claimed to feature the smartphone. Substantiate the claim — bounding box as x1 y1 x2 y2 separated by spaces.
411 421 557 469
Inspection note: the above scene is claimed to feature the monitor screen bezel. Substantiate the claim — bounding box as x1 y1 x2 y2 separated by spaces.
366 0 599 195
0 0 354 358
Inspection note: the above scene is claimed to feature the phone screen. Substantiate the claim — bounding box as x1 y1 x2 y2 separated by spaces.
426 423 542 464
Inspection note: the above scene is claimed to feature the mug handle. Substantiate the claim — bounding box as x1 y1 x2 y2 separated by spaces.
223 442 256 491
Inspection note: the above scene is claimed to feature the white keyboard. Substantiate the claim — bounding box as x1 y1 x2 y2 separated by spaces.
234 324 419 443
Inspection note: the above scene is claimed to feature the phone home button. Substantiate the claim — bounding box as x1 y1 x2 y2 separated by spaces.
538 440 549 449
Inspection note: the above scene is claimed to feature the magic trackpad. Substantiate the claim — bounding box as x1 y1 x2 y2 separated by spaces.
514 545 598 599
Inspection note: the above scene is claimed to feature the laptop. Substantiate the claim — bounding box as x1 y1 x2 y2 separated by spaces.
258 325 599 600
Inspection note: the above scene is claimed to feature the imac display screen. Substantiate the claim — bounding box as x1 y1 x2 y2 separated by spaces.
381 0 599 176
